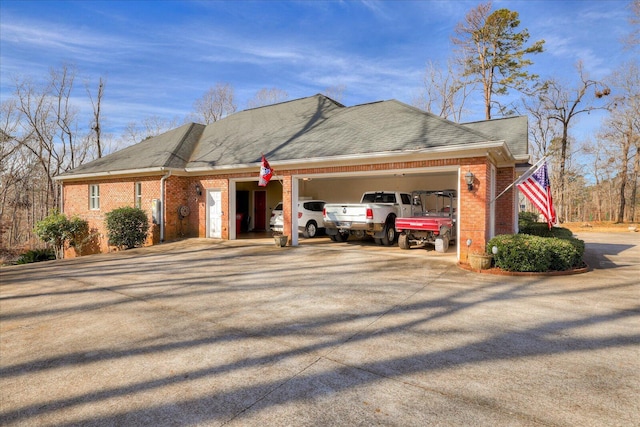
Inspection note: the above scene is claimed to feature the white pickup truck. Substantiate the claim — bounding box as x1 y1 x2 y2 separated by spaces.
322 191 412 245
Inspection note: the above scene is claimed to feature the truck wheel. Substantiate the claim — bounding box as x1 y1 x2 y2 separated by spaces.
398 233 410 250
335 230 349 242
303 221 318 238
381 223 396 246
435 232 450 253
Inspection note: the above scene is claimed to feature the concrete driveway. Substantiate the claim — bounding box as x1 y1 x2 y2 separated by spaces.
1 233 638 426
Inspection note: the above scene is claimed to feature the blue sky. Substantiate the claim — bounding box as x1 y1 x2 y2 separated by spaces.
0 0 636 144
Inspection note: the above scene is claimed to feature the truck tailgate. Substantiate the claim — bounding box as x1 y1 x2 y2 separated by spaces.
324 204 369 224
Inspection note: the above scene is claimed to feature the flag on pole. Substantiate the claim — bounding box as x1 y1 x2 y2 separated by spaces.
258 155 273 187
517 161 557 229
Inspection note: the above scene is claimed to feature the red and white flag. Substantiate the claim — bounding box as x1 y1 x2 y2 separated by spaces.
517 161 557 229
258 155 273 187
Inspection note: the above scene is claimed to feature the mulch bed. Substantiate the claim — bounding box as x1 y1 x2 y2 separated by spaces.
457 262 590 276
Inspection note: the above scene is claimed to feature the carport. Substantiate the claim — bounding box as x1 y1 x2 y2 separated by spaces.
287 167 459 247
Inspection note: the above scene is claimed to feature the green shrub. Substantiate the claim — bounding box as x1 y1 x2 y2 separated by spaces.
34 211 89 259
66 216 90 249
518 211 539 229
546 237 585 271
16 248 56 264
519 223 573 239
488 233 585 272
488 234 551 272
105 207 149 249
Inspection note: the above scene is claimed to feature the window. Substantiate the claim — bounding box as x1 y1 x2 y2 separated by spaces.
134 182 142 209
89 184 100 210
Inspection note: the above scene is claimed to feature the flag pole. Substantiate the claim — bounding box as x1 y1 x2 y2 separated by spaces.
490 156 547 204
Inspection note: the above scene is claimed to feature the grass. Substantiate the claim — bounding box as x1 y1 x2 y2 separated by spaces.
562 221 639 233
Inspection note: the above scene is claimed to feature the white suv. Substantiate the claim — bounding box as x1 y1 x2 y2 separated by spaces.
270 200 326 238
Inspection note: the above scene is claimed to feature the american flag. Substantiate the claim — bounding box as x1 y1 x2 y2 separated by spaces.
517 161 557 229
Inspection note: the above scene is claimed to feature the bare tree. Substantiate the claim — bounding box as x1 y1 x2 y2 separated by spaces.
246 87 289 109
192 83 237 124
87 76 105 158
522 93 561 160
322 85 346 104
121 115 181 146
2 64 102 254
412 59 473 122
534 62 611 221
625 0 640 49
452 1 544 119
601 61 640 222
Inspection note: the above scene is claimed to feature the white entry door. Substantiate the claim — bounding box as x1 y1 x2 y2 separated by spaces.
207 190 222 238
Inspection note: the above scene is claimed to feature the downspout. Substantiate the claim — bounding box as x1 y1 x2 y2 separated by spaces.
160 170 172 242
59 182 64 213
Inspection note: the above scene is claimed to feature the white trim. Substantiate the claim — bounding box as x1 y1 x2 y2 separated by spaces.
54 167 184 182
55 141 516 182
457 168 462 261
292 165 459 180
184 141 515 173
291 179 299 247
489 164 496 239
229 180 237 240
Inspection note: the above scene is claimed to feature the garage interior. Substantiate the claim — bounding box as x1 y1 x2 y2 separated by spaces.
233 167 459 246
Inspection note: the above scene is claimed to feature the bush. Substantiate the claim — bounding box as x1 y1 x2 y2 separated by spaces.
16 248 56 264
488 233 585 272
34 211 89 259
105 207 150 249
546 237 585 271
519 223 573 239
66 216 90 249
518 211 539 229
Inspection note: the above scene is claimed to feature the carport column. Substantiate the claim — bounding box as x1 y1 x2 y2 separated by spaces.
459 160 491 261
282 175 293 246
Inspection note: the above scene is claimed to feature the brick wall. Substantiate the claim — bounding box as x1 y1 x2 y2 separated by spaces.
495 166 516 236
62 177 162 256
458 158 491 260
62 157 513 259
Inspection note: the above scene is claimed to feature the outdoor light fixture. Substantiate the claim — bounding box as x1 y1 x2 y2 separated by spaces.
195 184 202 196
465 171 475 191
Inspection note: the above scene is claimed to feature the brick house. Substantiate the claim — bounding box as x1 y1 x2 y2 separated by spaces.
55 94 530 261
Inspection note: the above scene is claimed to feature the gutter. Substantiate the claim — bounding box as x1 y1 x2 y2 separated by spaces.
160 170 172 242
52 167 186 182
184 140 517 173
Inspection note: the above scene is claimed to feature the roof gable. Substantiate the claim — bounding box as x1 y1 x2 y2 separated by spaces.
61 122 205 176
461 116 528 158
187 94 344 168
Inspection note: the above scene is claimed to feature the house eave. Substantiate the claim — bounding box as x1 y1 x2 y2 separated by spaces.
185 141 517 174
56 141 519 181
53 167 188 182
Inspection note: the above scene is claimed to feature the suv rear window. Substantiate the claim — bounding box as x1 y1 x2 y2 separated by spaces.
303 201 325 211
274 203 283 210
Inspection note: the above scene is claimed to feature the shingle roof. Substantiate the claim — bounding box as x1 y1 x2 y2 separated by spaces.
461 116 529 159
58 94 527 178
61 122 205 175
